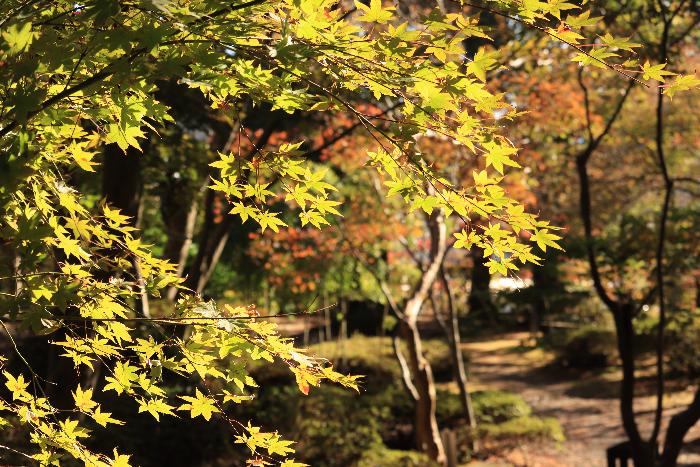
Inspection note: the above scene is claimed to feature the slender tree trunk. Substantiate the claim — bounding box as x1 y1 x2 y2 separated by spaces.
440 268 478 449
397 210 449 464
401 316 446 463
185 190 233 295
161 180 203 301
371 206 448 463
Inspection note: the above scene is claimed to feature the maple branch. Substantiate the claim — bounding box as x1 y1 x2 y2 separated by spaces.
458 0 649 86
0 47 146 140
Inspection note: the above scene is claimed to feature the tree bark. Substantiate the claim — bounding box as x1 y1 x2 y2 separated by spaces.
102 143 150 316
440 267 478 448
398 210 449 464
184 190 233 295
161 179 203 301
102 144 144 224
660 389 700 466
400 317 445 463
612 303 655 466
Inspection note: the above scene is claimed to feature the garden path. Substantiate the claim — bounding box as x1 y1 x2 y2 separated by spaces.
462 333 700 467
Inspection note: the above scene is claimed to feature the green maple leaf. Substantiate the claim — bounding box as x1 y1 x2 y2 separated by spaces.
531 229 563 252
355 0 394 23
467 48 499 82
137 398 175 421
2 22 34 54
641 61 675 82
663 74 700 99
483 141 520 175
105 123 145 152
599 33 641 52
178 389 220 421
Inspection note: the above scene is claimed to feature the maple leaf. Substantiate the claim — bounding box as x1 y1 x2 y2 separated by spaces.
641 61 675 82
111 449 132 467
137 398 175 421
467 48 499 82
2 22 34 54
105 123 145 152
355 0 394 23
531 229 564 252
663 74 700 99
178 389 221 421
482 141 520 175
92 406 124 427
3 371 30 400
73 386 98 412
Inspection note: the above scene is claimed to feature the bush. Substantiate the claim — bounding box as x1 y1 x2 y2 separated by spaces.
666 311 700 377
552 325 617 369
358 446 438 466
437 389 534 427
480 416 565 443
293 387 388 466
473 390 532 423
306 335 457 383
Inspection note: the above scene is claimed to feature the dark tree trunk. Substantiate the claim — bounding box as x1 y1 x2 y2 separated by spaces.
161 180 203 300
660 389 700 466
611 303 657 467
102 143 149 315
102 144 144 224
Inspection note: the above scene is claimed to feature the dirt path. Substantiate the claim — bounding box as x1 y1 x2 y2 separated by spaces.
461 333 700 466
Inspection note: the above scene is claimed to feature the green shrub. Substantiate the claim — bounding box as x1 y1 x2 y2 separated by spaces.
357 446 438 467
666 311 700 377
473 390 531 423
480 416 565 443
435 389 464 425
293 387 388 466
307 335 456 383
552 325 617 369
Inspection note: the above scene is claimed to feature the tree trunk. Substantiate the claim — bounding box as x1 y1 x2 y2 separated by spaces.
102 144 144 223
440 268 478 448
660 389 700 466
397 209 448 464
612 303 657 467
401 317 446 464
102 143 149 315
161 179 203 301
185 190 233 295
